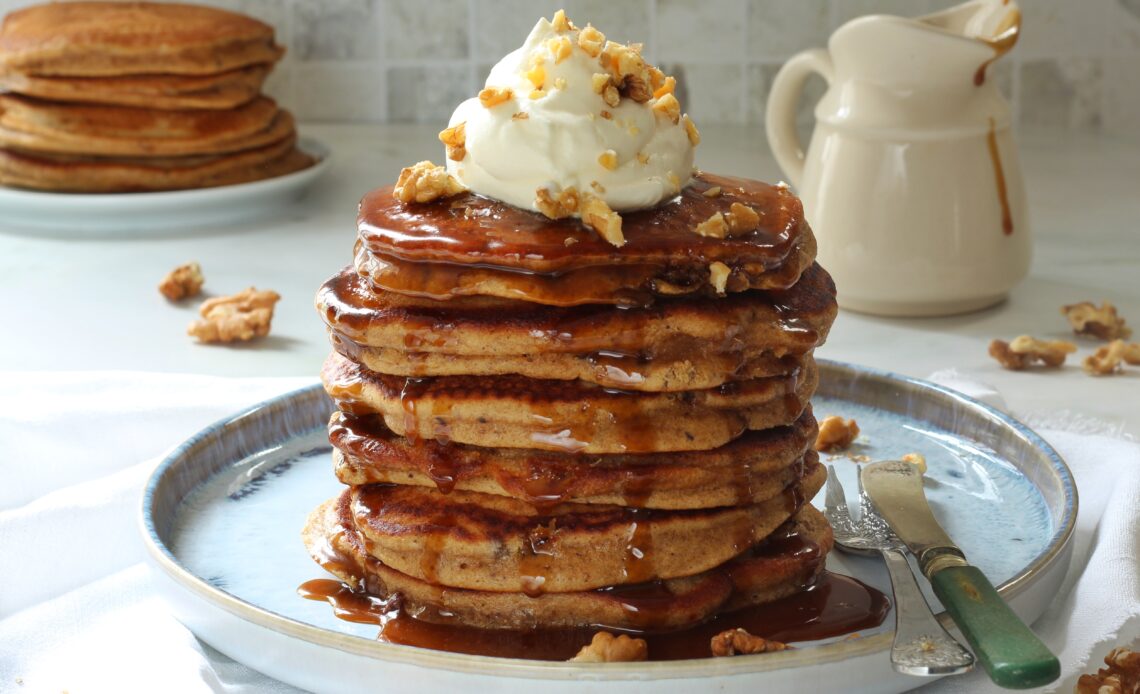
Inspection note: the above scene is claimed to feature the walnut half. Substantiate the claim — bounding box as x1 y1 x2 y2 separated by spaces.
1082 339 1140 376
711 628 792 657
394 161 466 204
568 632 648 663
1076 647 1140 694
1062 301 1132 341
988 336 1076 370
188 287 280 344
815 415 859 452
158 261 204 301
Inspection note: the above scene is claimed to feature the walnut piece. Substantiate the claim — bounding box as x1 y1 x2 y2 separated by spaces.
478 86 512 108
534 186 580 220
988 336 1076 370
901 452 928 474
394 161 466 204
550 8 573 32
702 186 722 198
725 202 760 235
710 629 792 657
546 35 572 63
438 122 466 162
652 92 681 124
815 416 859 452
581 194 624 247
158 261 204 301
577 25 604 58
1083 339 1140 376
709 261 731 294
1076 647 1140 694
695 212 728 239
597 149 618 170
683 114 701 146
188 287 280 344
569 632 648 663
1062 301 1132 341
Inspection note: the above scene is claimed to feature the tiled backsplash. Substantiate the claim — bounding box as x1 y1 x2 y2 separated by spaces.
1 0 1137 134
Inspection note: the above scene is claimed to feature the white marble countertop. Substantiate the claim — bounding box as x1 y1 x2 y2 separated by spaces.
1 123 1137 436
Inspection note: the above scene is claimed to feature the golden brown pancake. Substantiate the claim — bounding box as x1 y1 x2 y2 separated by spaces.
0 64 271 110
0 2 284 77
322 263 836 392
0 134 314 192
0 94 292 157
321 350 818 453
329 409 818 510
356 173 816 301
303 498 832 631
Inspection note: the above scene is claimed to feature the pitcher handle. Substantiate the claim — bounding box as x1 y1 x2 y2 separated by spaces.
765 48 834 188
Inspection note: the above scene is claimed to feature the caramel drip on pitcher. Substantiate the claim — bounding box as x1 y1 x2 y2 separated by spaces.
973 7 1021 86
986 118 1014 235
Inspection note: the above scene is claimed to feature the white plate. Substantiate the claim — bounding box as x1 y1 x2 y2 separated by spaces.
0 136 330 234
140 362 1076 694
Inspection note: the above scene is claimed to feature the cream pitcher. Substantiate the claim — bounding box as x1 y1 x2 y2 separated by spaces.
766 0 1027 317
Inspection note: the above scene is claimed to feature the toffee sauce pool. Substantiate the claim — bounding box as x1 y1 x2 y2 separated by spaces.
298 571 889 661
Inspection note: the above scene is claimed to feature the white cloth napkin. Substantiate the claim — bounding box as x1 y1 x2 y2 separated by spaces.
0 371 1136 693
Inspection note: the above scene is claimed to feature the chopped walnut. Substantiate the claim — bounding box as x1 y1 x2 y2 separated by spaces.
546 35 572 63
702 186 722 198
394 161 465 204
989 336 1077 370
593 73 620 108
581 194 624 247
529 89 546 100
158 261 204 301
725 202 760 235
815 416 860 452
711 629 792 657
550 8 573 32
188 287 280 344
1076 648 1140 694
569 632 648 663
600 40 652 103
695 212 728 239
901 453 928 474
652 93 681 124
512 111 529 120
478 86 512 108
636 152 649 164
535 186 580 219
1083 339 1140 376
597 149 618 170
438 122 466 162
1062 301 1132 341
654 75 676 99
525 63 546 90
709 261 730 294
683 114 701 146
577 25 605 58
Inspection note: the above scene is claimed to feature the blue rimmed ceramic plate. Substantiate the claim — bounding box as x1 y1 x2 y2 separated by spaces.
140 360 1075 694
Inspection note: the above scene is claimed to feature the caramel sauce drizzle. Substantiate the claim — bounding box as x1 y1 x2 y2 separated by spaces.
986 117 1014 235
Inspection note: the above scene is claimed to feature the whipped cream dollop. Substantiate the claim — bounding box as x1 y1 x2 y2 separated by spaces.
443 12 698 218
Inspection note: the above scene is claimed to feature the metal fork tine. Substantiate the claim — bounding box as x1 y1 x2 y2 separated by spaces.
825 464 850 520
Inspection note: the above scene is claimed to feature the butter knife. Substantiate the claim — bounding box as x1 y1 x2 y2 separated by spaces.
860 460 1060 690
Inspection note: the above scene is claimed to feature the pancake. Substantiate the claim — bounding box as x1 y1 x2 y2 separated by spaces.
0 94 292 157
303 498 832 631
0 2 284 77
356 173 816 300
317 262 837 364
321 350 818 453
329 409 818 510
0 64 271 110
0 134 314 192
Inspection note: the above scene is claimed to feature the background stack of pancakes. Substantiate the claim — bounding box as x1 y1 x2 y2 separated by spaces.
0 2 313 193
305 172 839 646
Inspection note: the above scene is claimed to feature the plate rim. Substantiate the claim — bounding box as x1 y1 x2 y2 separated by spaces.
139 359 1077 681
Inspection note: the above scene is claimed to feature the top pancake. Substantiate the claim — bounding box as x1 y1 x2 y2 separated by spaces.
0 2 284 77
357 173 816 296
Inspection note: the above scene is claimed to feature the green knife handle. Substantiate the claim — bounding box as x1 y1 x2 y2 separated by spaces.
930 565 1059 689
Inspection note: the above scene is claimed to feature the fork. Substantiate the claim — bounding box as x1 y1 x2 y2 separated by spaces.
824 465 975 676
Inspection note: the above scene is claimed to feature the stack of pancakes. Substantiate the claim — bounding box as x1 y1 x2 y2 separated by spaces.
305 172 839 638
0 2 313 192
